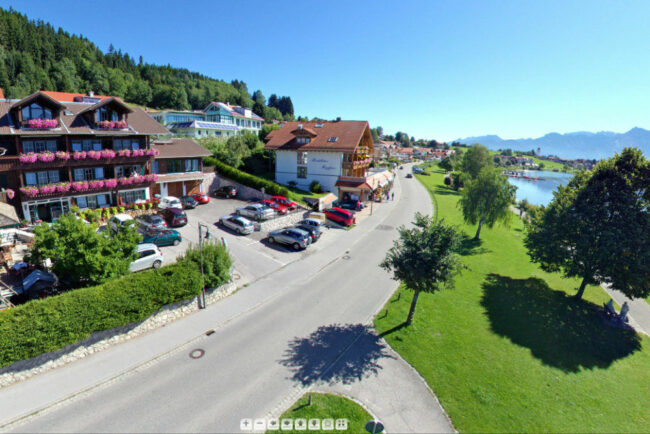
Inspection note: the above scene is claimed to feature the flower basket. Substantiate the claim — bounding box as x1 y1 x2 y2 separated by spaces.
37 184 56 195
117 149 131 157
25 118 58 129
56 183 71 193
104 178 118 188
145 148 160 157
20 187 39 198
18 153 38 164
87 150 101 160
6 188 14 199
89 180 105 190
115 120 128 129
100 149 116 159
55 151 70 161
145 174 158 182
73 151 87 160
72 181 89 192
118 177 133 186
97 120 128 130
37 152 56 163
131 149 146 157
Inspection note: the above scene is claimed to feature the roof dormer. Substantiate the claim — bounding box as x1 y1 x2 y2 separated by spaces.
10 91 66 129
79 97 133 130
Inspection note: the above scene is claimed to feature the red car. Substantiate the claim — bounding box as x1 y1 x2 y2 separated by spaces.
258 199 288 215
324 207 356 226
271 196 297 211
191 192 210 204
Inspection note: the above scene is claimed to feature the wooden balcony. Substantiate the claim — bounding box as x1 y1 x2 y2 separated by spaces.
19 181 154 201
342 157 373 170
0 154 152 171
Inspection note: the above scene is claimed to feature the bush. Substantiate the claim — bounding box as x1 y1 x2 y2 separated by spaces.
118 206 125 213
0 263 203 369
147 202 153 210
204 157 291 197
178 241 232 289
444 175 452 186
310 180 323 193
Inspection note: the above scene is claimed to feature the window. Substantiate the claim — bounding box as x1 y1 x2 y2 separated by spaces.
76 196 87 208
118 189 146 204
115 165 144 178
297 152 308 165
297 166 307 179
25 170 60 186
185 159 192 172
328 137 338 142
71 140 101 152
22 140 57 153
152 161 159 174
21 103 52 121
113 139 141 151
166 160 183 174
97 107 118 122
296 137 311 145
192 159 199 171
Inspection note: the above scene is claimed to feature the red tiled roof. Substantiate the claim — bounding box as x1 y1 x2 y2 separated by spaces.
265 121 369 152
0 88 4 99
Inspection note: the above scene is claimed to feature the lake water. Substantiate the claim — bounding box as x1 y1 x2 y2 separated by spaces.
507 170 573 206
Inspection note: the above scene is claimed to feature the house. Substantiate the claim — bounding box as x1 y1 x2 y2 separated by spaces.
392 147 414 162
0 90 168 223
151 101 264 138
150 138 212 197
264 120 375 200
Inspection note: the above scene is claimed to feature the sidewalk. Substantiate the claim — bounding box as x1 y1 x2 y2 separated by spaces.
602 284 650 336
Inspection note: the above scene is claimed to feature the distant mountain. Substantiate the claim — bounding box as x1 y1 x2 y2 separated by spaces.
459 128 650 160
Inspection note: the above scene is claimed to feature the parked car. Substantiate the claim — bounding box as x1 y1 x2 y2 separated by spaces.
219 214 255 235
212 185 237 199
268 227 311 250
180 195 198 209
399 166 403 169
271 196 298 211
159 196 183 210
159 208 188 227
295 223 322 243
405 173 413 178
140 229 182 247
296 218 323 231
129 243 164 272
109 213 134 233
191 192 210 204
135 214 167 232
324 207 356 227
258 199 288 215
337 200 364 211
236 203 275 221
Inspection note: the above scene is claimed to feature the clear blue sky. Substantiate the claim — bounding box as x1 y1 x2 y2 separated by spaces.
3 0 650 141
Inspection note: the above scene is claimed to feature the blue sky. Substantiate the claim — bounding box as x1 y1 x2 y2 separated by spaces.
3 0 650 141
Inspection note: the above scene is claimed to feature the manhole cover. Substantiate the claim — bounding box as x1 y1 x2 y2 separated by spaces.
189 348 205 359
342 255 351 260
376 225 394 231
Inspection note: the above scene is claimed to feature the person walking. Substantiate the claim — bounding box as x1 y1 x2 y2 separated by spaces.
391 192 394 201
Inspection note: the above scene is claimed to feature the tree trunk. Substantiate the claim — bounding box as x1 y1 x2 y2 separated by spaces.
575 277 588 299
406 290 421 325
474 212 486 240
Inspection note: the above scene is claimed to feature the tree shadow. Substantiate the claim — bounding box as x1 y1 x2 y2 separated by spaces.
279 323 394 386
433 187 460 196
459 235 490 256
480 274 641 372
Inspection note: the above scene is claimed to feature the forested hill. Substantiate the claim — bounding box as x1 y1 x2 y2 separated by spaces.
0 8 294 120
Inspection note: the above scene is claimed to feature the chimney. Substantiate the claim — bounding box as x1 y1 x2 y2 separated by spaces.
89 91 94 97
298 124 303 130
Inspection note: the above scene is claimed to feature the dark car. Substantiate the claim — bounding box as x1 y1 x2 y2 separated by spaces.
180 195 198 209
140 229 182 247
135 214 167 231
405 173 413 178
159 208 188 227
337 200 364 211
295 224 322 243
212 185 237 199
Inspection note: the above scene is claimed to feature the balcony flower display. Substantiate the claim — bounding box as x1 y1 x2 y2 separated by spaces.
97 120 128 130
6 188 14 199
89 180 105 190
20 186 39 198
72 151 87 160
38 184 57 195
87 150 101 160
24 118 58 129
117 149 131 157
37 151 56 163
131 149 146 157
56 182 71 193
104 178 118 188
144 174 158 182
100 149 116 159
18 153 38 164
71 181 89 192
55 151 70 161
145 149 160 156
118 177 134 186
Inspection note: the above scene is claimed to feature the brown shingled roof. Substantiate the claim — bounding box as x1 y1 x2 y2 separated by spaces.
265 121 369 152
151 138 212 159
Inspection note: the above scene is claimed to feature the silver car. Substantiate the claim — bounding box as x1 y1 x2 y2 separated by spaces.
129 243 164 272
268 227 311 250
219 214 255 235
236 203 275 221
296 218 323 231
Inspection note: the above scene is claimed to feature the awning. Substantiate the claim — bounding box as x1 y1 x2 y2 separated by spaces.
335 180 373 190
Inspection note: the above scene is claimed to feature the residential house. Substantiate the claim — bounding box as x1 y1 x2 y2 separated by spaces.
392 147 414 162
0 90 168 223
150 138 212 197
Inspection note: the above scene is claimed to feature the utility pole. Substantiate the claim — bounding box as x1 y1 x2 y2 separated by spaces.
198 223 209 309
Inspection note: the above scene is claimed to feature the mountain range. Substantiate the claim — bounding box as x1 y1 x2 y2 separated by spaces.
459 127 650 160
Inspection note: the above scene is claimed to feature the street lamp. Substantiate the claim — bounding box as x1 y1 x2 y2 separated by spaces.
198 223 211 309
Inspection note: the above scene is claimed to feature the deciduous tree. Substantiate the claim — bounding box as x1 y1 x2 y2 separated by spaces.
460 144 493 179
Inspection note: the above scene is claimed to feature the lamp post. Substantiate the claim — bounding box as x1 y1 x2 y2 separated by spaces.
198 223 210 309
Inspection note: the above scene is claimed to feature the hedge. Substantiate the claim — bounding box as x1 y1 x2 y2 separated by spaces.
0 263 204 369
205 157 290 197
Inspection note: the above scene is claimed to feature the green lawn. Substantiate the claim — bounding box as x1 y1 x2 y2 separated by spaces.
275 393 373 433
374 166 650 432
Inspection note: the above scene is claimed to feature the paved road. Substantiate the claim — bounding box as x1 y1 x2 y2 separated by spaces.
2 164 453 433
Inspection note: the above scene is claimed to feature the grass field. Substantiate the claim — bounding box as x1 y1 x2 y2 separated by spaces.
275 393 372 433
373 166 650 432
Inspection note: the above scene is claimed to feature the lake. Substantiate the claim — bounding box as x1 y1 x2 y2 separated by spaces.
507 170 573 206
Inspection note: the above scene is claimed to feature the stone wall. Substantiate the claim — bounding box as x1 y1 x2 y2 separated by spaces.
257 211 309 232
208 173 268 202
0 280 237 389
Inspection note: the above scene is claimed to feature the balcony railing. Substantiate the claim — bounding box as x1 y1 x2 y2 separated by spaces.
342 157 373 170
19 175 157 201
5 152 154 170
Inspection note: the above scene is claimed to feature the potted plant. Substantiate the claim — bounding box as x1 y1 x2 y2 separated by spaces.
72 151 87 160
100 149 116 159
55 151 70 160
18 153 38 164
87 150 101 160
6 188 14 199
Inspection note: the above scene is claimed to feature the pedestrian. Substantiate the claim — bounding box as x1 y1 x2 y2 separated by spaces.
391 192 394 201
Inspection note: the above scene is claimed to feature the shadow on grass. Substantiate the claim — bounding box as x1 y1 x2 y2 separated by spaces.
459 236 490 256
433 187 460 196
480 274 641 372
279 323 393 386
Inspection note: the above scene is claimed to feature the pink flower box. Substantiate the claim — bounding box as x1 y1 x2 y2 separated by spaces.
38 184 57 195
55 151 70 160
117 149 131 157
104 178 118 188
131 149 146 157
89 180 105 190
56 183 71 193
18 153 38 164
24 118 58 129
100 149 116 159
118 177 133 186
87 150 101 160
73 151 87 160
72 181 89 192
145 149 160 156
20 187 39 198
145 174 158 182
37 152 56 163
97 120 128 130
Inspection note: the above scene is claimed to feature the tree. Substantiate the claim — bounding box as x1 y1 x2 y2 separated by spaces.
376 126 384 137
29 214 140 287
370 128 379 142
259 123 279 141
380 214 464 325
439 157 454 172
459 167 516 240
525 148 650 299
460 144 493 179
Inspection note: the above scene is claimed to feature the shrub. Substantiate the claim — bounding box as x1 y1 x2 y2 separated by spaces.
118 206 125 213
147 202 153 210
309 180 323 193
444 175 452 186
178 241 231 289
0 263 203 369
204 157 291 197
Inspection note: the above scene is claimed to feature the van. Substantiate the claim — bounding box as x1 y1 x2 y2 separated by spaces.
159 196 183 210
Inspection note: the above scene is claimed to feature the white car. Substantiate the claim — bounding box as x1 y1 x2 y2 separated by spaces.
236 203 275 221
159 196 183 210
108 213 134 233
129 243 164 272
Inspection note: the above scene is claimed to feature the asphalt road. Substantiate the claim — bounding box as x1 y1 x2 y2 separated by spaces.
5 164 438 433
